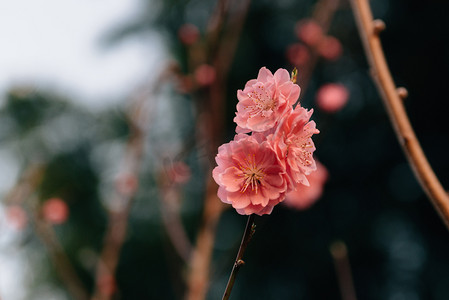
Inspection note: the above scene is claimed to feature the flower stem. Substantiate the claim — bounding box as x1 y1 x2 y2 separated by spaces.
222 214 256 300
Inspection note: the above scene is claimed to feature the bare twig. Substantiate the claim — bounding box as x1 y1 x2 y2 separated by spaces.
5 165 90 300
184 178 225 300
215 0 252 78
90 82 152 300
221 214 256 300
3 165 45 206
330 241 357 300
33 208 90 300
349 0 449 228
184 0 252 299
159 170 193 262
298 0 340 93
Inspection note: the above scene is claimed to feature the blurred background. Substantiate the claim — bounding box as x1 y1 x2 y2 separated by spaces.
1 0 449 299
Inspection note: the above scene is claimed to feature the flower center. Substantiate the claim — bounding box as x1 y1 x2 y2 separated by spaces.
238 154 265 193
288 134 314 167
247 83 276 117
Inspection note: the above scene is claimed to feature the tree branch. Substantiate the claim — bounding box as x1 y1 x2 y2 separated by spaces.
349 0 449 228
221 214 256 300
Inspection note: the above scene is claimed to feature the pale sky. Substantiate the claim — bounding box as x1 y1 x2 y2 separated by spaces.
0 0 165 108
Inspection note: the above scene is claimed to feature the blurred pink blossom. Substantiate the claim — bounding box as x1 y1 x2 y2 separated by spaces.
212 133 289 215
167 161 191 184
97 274 117 297
178 23 200 45
271 106 319 190
234 67 300 133
316 83 349 113
295 19 324 46
194 64 216 86
42 198 69 225
286 43 310 66
317 36 343 61
176 75 194 94
284 161 328 210
115 172 139 197
6 205 27 230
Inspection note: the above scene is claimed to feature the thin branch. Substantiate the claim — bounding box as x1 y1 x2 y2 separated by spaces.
5 165 90 300
330 241 357 300
221 214 256 300
90 81 153 300
184 178 225 300
159 170 193 262
33 208 90 300
349 0 449 228
215 0 252 78
298 0 340 94
184 0 252 299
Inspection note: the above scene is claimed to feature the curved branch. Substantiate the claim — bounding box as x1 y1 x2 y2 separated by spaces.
350 0 449 228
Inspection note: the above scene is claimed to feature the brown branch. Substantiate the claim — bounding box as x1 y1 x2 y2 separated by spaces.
221 214 256 300
33 208 90 300
298 0 340 94
184 0 253 298
349 0 449 228
184 177 225 300
90 83 151 300
206 0 232 62
158 170 193 262
3 165 45 206
5 165 90 300
330 241 357 300
215 0 252 78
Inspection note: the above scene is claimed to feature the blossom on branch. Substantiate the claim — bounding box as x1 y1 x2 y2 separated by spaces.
214 67 319 216
272 106 319 189
234 67 300 133
212 133 289 216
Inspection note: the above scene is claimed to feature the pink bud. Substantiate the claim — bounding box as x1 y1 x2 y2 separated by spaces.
176 76 194 94
194 64 216 86
42 198 69 225
286 43 310 66
317 36 343 61
178 24 200 45
97 275 117 296
167 161 191 184
295 19 324 47
115 173 138 197
316 83 349 113
6 205 27 230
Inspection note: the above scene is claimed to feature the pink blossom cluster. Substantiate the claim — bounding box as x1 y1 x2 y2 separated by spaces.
286 19 343 67
213 67 319 215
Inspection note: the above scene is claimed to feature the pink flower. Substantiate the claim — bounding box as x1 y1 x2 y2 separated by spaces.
178 24 200 45
295 19 324 46
234 67 300 133
271 106 319 189
212 133 289 215
6 205 27 230
317 36 343 61
115 172 139 197
194 64 216 86
166 161 191 184
283 161 328 210
316 83 349 113
286 43 310 67
42 198 69 225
